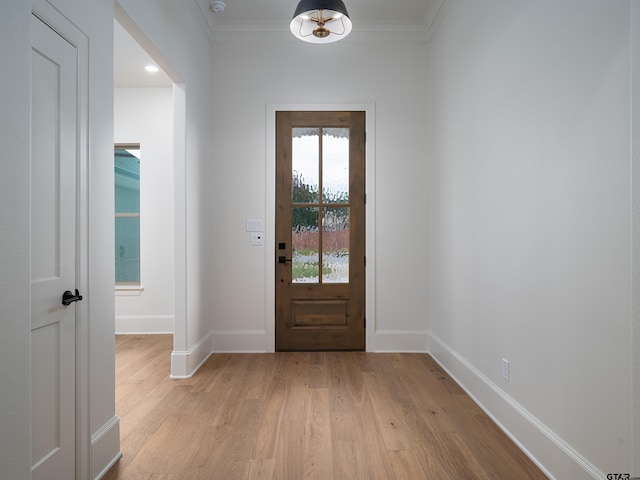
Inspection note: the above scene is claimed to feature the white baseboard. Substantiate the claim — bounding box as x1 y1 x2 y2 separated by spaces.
170 331 212 379
373 329 429 352
115 315 173 334
169 330 268 378
205 329 428 353
211 330 268 353
428 331 604 480
91 415 122 480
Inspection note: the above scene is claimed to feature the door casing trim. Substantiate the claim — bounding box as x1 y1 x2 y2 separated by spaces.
265 103 376 352
31 3 91 478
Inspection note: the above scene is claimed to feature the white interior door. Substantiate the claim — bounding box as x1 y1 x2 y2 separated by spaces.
30 13 79 480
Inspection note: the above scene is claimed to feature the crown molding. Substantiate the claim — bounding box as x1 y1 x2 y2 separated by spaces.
194 0 441 44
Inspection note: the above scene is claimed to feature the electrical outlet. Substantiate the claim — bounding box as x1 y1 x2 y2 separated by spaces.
502 358 510 382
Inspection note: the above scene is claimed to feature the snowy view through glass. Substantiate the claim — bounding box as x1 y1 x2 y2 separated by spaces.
291 128 349 283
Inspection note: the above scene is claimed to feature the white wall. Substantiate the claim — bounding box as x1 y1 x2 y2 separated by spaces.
0 0 117 478
114 87 174 334
633 3 640 473
206 37 430 352
116 0 213 376
0 3 32 478
425 0 633 477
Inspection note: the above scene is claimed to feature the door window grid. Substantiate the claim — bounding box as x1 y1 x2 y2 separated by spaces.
291 128 350 284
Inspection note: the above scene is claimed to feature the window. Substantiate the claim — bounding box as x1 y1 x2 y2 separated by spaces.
114 145 141 286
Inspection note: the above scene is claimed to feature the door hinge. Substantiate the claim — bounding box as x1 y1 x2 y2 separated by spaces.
364 318 366 328
364 256 366 267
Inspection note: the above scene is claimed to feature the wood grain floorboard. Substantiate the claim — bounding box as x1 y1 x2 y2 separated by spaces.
104 335 547 480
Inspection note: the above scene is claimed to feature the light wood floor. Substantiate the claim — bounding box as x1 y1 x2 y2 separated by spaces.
104 335 547 480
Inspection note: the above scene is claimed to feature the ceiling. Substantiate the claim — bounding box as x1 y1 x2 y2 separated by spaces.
114 20 172 88
114 0 437 88
194 0 435 33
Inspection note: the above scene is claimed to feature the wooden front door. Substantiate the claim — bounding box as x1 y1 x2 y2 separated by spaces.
275 111 365 351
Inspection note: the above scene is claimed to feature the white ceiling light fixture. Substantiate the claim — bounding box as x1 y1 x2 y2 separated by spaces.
144 64 159 73
290 0 352 44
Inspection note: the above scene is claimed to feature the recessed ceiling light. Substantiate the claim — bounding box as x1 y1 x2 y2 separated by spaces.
145 65 159 73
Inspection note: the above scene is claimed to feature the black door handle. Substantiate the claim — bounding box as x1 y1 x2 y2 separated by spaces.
278 256 292 264
62 289 83 306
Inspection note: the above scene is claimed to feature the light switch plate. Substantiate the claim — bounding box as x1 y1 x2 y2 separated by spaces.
246 219 263 232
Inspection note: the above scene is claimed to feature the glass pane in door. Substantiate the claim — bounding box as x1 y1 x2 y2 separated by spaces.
292 206 319 283
322 128 349 203
292 128 319 203
322 207 349 283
